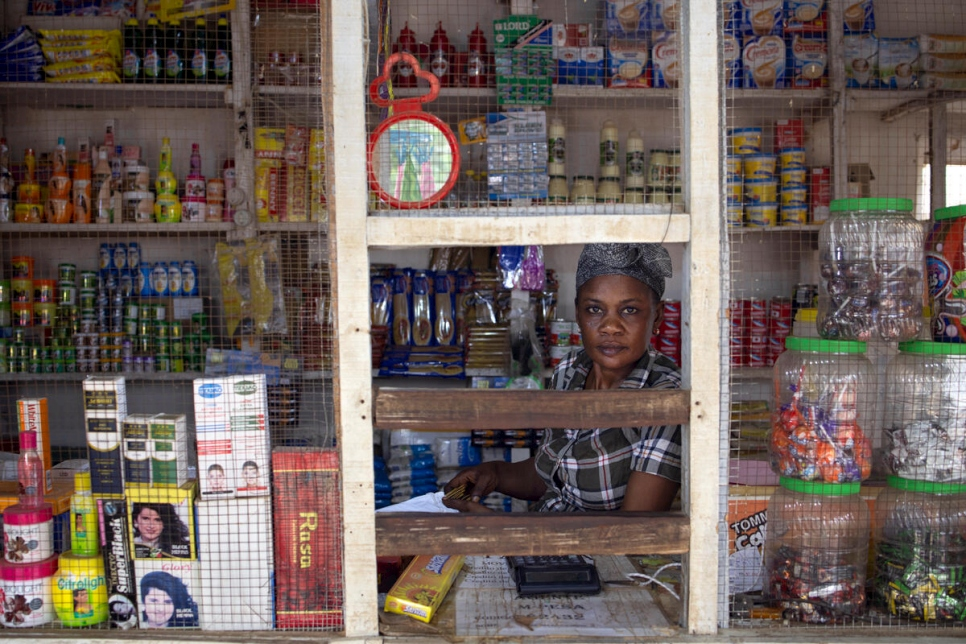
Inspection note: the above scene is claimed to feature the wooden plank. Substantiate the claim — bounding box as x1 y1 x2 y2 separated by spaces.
376 513 690 556
373 388 691 430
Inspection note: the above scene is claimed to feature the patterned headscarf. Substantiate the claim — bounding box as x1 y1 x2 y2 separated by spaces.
575 243 673 299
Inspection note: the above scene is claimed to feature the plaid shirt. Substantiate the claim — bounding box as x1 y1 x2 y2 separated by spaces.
532 348 682 512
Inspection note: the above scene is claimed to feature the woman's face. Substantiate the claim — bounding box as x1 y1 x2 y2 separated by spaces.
576 274 662 381
135 508 164 543
143 588 174 627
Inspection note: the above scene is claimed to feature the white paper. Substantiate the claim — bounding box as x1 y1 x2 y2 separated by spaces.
375 490 458 513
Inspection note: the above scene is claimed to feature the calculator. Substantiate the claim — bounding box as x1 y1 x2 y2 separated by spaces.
507 555 602 596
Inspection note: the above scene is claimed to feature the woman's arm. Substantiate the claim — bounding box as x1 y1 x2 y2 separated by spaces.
620 471 680 512
443 457 547 502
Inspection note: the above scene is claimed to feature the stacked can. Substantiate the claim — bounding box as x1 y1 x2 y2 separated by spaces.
547 318 576 369
730 297 793 367
646 149 682 205
0 277 9 328
765 297 793 366
185 312 211 371
652 300 682 366
776 119 809 225
268 378 301 434
122 303 180 373
11 255 33 328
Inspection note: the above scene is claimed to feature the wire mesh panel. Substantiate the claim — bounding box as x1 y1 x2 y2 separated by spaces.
0 0 339 633
722 0 966 633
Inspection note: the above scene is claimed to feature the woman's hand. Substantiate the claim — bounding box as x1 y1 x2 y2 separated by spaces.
441 495 494 513
443 462 501 503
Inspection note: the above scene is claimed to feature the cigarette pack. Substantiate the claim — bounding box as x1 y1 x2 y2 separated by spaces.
122 414 156 486
384 554 465 623
126 481 197 560
197 497 274 630
149 414 190 488
83 377 128 496
16 398 53 492
272 448 343 629
134 559 200 629
98 497 139 629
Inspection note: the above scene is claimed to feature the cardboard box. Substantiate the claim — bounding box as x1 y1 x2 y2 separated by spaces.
84 377 128 496
197 497 274 630
193 374 268 432
384 554 465 623
122 414 155 486
606 37 651 88
127 481 197 560
652 31 681 88
134 559 200 628
98 497 139 629
149 414 190 488
197 432 235 500
16 398 52 492
272 448 343 629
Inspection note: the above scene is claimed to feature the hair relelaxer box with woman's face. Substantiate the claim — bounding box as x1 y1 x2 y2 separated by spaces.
126 481 197 560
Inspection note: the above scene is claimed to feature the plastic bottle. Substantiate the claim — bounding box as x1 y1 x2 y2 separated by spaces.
626 129 645 180
600 119 619 169
73 141 92 223
429 22 455 87
122 18 142 82
49 137 71 200
17 431 44 508
0 137 13 198
188 17 208 83
466 24 489 88
392 22 420 88
93 147 113 223
189 142 202 175
156 136 177 195
213 15 231 83
548 118 566 177
222 158 236 221
70 472 98 555
143 18 163 83
164 19 184 83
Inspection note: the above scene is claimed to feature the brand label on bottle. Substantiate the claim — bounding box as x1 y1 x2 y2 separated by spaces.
627 151 645 176
166 50 182 77
549 137 565 163
191 49 208 77
122 49 140 78
430 52 449 78
600 140 618 166
144 49 161 77
214 50 230 78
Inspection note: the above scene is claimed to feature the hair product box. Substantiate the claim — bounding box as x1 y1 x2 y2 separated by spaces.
272 448 343 629
149 414 190 488
133 559 200 629
16 398 53 492
193 374 268 432
122 414 155 486
197 497 274 630
83 376 128 496
198 431 235 500
384 555 465 623
97 497 139 629
126 482 197 560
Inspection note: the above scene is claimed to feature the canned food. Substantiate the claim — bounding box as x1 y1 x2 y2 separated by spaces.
725 155 742 180
726 179 742 204
79 271 99 290
57 263 76 282
746 202 779 227
11 256 34 279
156 354 170 372
11 279 32 303
153 305 167 322
549 344 571 368
0 280 9 303
727 203 744 227
181 261 199 296
33 280 56 303
127 243 141 270
191 312 208 332
57 283 77 306
155 321 169 339
169 322 183 339
12 303 32 327
548 319 572 346
78 289 96 309
33 303 55 326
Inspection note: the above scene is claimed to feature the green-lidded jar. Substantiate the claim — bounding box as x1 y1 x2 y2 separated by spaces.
872 476 966 620
769 336 874 483
764 477 870 623
818 198 923 341
884 341 966 482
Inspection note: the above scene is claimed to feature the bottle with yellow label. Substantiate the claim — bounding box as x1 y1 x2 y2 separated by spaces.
53 550 108 626
70 472 98 556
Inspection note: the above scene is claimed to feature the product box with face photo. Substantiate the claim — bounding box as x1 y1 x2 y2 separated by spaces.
126 482 197 560
134 559 200 629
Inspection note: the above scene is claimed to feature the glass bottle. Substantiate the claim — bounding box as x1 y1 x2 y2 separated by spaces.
122 18 142 82
188 17 209 83
213 15 232 83
143 18 163 83
164 19 184 83
17 431 44 507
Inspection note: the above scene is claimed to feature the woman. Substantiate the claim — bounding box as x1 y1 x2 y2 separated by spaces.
444 243 682 513
140 571 198 628
132 503 192 558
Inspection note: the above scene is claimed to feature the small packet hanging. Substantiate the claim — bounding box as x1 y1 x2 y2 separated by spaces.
497 245 524 290
519 245 546 291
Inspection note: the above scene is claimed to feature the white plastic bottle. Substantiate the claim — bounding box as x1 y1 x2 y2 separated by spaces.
626 129 645 188
548 118 566 177
599 119 619 169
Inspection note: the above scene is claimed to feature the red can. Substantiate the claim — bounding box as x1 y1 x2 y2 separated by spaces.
749 317 769 337
747 347 766 368
662 300 682 320
730 335 746 366
659 317 682 336
810 166 831 222
769 318 792 338
774 119 804 149
748 298 768 321
769 296 793 322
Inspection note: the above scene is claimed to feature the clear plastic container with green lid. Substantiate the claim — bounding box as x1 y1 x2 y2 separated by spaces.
872 476 966 620
769 336 874 482
925 202 966 343
818 198 924 342
764 477 870 623
884 340 966 482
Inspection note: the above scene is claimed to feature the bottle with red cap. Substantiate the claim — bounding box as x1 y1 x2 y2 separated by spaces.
391 22 423 88
17 431 44 508
429 22 455 87
466 23 490 88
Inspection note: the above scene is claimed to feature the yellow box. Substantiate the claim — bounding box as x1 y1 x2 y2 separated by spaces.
384 554 464 623
254 128 286 159
126 481 198 560
17 398 52 492
160 0 236 21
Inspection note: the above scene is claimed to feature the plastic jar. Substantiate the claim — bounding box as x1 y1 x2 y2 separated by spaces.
53 550 108 626
596 177 622 203
872 476 966 620
769 336 874 482
547 175 568 203
624 187 645 204
3 503 54 563
884 341 966 482
818 198 924 341
764 478 870 623
0 555 58 627
570 176 596 205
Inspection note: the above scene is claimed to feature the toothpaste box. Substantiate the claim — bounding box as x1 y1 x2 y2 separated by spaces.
787 33 828 88
84 376 128 496
16 398 52 492
127 481 197 560
149 414 190 488
98 497 139 630
384 554 466 624
742 34 785 89
134 559 200 629
607 37 651 88
651 31 681 88
122 414 156 486
273 448 343 629
843 33 878 87
197 497 274 630
877 37 919 89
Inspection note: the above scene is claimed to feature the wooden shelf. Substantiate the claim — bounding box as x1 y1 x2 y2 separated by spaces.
257 221 328 233
0 83 230 110
731 367 773 380
367 212 691 247
728 223 822 235
0 222 235 235
0 371 200 382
